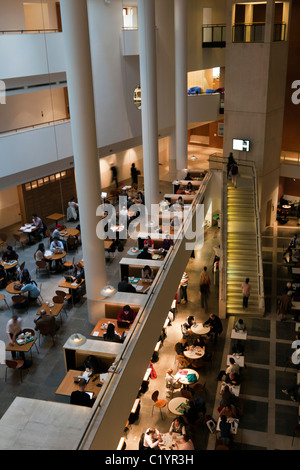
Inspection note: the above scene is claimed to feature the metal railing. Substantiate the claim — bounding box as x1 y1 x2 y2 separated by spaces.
0 118 70 137
77 172 212 449
209 153 265 314
232 23 265 43
0 29 61 34
202 24 226 47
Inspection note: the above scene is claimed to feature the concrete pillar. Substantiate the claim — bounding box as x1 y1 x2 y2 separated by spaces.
174 0 188 171
60 0 106 322
137 0 160 212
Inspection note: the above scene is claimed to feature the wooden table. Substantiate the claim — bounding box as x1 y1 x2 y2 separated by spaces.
58 279 85 290
174 368 199 385
129 278 153 294
19 224 38 244
55 369 102 397
6 336 38 359
227 354 245 367
60 228 80 238
1 260 18 271
184 346 205 360
46 213 65 225
44 250 66 262
6 281 23 295
37 302 63 318
191 323 210 336
231 329 247 340
168 397 190 416
90 318 131 338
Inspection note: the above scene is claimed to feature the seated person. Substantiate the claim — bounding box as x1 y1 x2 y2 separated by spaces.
117 304 137 324
204 313 223 337
70 378 95 408
142 265 153 280
0 264 7 287
32 213 46 239
175 341 188 355
162 234 173 252
72 262 85 283
137 246 152 260
52 225 67 250
144 236 154 249
234 318 246 332
217 357 240 381
103 322 123 343
220 385 238 408
21 279 40 301
83 355 101 375
143 428 161 449
219 415 232 446
224 371 240 386
108 238 123 254
135 191 145 205
174 435 195 451
34 309 59 335
186 182 193 192
170 216 181 228
219 404 237 419
118 276 137 293
18 268 31 284
35 243 46 261
169 417 186 435
184 172 192 181
2 245 18 262
127 196 134 209
165 368 181 393
50 237 64 253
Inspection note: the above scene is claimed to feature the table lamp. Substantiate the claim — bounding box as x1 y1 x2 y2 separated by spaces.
69 333 86 345
101 285 116 297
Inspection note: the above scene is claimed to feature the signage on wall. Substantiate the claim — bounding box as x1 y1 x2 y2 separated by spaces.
232 138 250 152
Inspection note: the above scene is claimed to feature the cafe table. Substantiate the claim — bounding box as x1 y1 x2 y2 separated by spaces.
168 397 190 416
1 260 18 272
90 318 131 338
60 228 80 238
227 354 244 368
231 329 247 340
129 278 153 294
174 368 199 386
191 322 210 336
37 302 64 323
44 250 66 262
220 382 240 397
46 213 65 225
127 247 142 256
55 369 102 398
6 335 39 360
6 281 23 295
184 346 205 360
158 433 183 450
216 417 239 435
19 224 38 244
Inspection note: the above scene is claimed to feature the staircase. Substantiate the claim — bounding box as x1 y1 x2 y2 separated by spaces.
226 172 263 316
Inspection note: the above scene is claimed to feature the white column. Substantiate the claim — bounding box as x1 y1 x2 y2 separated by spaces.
60 0 106 322
174 0 188 171
137 0 160 212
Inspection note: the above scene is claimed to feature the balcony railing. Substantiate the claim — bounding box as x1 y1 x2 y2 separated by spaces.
202 24 226 48
232 23 265 43
273 23 286 42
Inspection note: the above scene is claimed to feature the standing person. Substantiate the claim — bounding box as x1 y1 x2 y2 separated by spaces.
241 278 251 310
278 291 293 321
199 266 211 312
131 163 140 187
67 197 79 221
110 162 118 188
178 272 189 304
6 314 24 360
231 161 238 188
32 213 46 240
227 152 236 179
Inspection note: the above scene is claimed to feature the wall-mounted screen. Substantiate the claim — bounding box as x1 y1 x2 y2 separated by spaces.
232 138 250 152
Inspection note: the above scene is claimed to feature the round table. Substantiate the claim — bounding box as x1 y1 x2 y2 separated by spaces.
127 248 141 256
191 322 210 336
175 368 199 385
184 346 205 360
44 250 66 261
1 260 18 271
168 397 190 416
6 281 23 295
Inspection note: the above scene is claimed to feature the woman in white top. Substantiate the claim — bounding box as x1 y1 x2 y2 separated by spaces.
6 315 24 359
143 428 161 449
67 197 79 221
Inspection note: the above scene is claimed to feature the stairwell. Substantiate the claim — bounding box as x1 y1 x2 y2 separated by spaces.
226 172 263 316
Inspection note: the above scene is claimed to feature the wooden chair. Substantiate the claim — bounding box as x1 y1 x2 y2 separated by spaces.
67 237 78 252
177 354 191 369
52 295 67 315
45 229 52 247
0 293 10 310
63 256 74 270
181 389 193 400
12 295 27 313
13 233 27 250
36 260 50 278
151 391 167 419
5 359 25 382
193 382 207 395
55 290 70 316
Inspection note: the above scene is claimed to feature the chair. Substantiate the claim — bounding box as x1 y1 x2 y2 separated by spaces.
22 328 39 356
193 382 207 395
0 293 10 310
36 260 50 278
35 318 57 346
19 261 25 272
151 390 167 419
55 290 70 316
138 433 146 451
12 295 27 313
5 359 25 382
181 389 193 400
13 233 27 250
45 229 52 247
177 354 191 369
38 283 44 304
67 237 78 252
63 256 74 270
52 295 67 316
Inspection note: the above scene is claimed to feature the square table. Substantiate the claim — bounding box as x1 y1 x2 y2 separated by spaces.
90 318 131 338
129 278 153 294
6 336 38 360
231 329 247 340
216 417 239 434
55 369 102 397
46 213 65 225
37 302 64 322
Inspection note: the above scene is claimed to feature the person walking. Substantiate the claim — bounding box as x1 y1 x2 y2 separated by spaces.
199 267 211 312
241 278 251 310
227 152 236 179
131 163 140 187
231 161 238 188
178 272 189 304
110 162 118 188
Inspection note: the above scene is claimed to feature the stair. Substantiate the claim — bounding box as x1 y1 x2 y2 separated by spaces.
226 178 263 316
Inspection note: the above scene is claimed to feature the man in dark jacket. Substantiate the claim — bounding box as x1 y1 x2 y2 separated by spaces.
70 379 95 408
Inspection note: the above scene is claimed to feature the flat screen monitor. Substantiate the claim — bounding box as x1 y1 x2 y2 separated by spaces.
232 138 250 152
